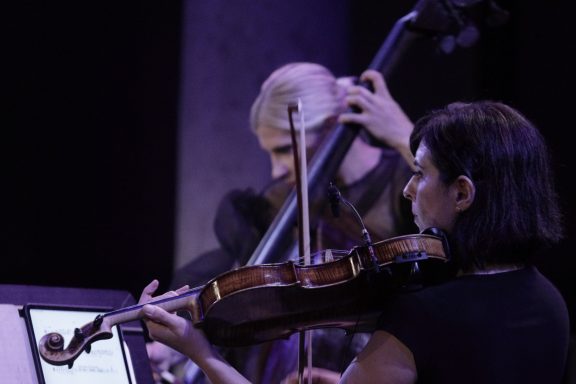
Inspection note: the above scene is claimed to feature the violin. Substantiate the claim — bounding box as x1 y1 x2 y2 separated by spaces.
38 232 449 368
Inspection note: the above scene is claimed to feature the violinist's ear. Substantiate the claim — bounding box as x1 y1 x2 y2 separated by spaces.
454 175 475 212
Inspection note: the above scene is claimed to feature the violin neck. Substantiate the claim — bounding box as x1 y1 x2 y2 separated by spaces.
102 286 201 326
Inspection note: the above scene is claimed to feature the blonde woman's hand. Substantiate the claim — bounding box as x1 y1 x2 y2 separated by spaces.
339 69 414 168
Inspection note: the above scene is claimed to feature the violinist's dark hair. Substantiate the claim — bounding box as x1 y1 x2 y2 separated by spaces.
409 100 563 271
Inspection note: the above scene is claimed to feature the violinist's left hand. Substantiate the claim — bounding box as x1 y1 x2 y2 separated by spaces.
138 280 251 384
138 280 209 361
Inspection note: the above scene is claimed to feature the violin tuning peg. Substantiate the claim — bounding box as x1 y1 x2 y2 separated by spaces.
74 327 85 341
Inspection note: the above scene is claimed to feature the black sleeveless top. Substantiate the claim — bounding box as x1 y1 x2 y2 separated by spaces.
377 266 570 383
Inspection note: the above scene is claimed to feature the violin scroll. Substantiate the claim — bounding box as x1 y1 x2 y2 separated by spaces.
38 316 113 367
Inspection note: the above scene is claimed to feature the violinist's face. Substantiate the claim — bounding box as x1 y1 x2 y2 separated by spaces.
403 142 459 233
256 124 321 185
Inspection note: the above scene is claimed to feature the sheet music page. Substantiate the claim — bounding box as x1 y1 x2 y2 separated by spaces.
0 304 38 384
27 306 132 384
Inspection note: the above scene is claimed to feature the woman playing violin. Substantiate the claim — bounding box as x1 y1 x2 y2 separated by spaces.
140 100 570 383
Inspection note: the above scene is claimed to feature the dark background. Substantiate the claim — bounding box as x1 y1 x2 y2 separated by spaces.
6 0 574 336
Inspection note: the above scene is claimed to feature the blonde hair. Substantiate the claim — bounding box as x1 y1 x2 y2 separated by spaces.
250 62 350 133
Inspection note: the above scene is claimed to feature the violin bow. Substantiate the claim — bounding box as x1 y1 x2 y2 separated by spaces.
288 100 314 384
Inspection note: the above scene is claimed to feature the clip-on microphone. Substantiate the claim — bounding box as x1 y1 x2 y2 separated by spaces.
328 182 379 273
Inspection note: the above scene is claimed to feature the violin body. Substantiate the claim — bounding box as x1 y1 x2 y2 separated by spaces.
39 232 450 366
200 232 448 346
